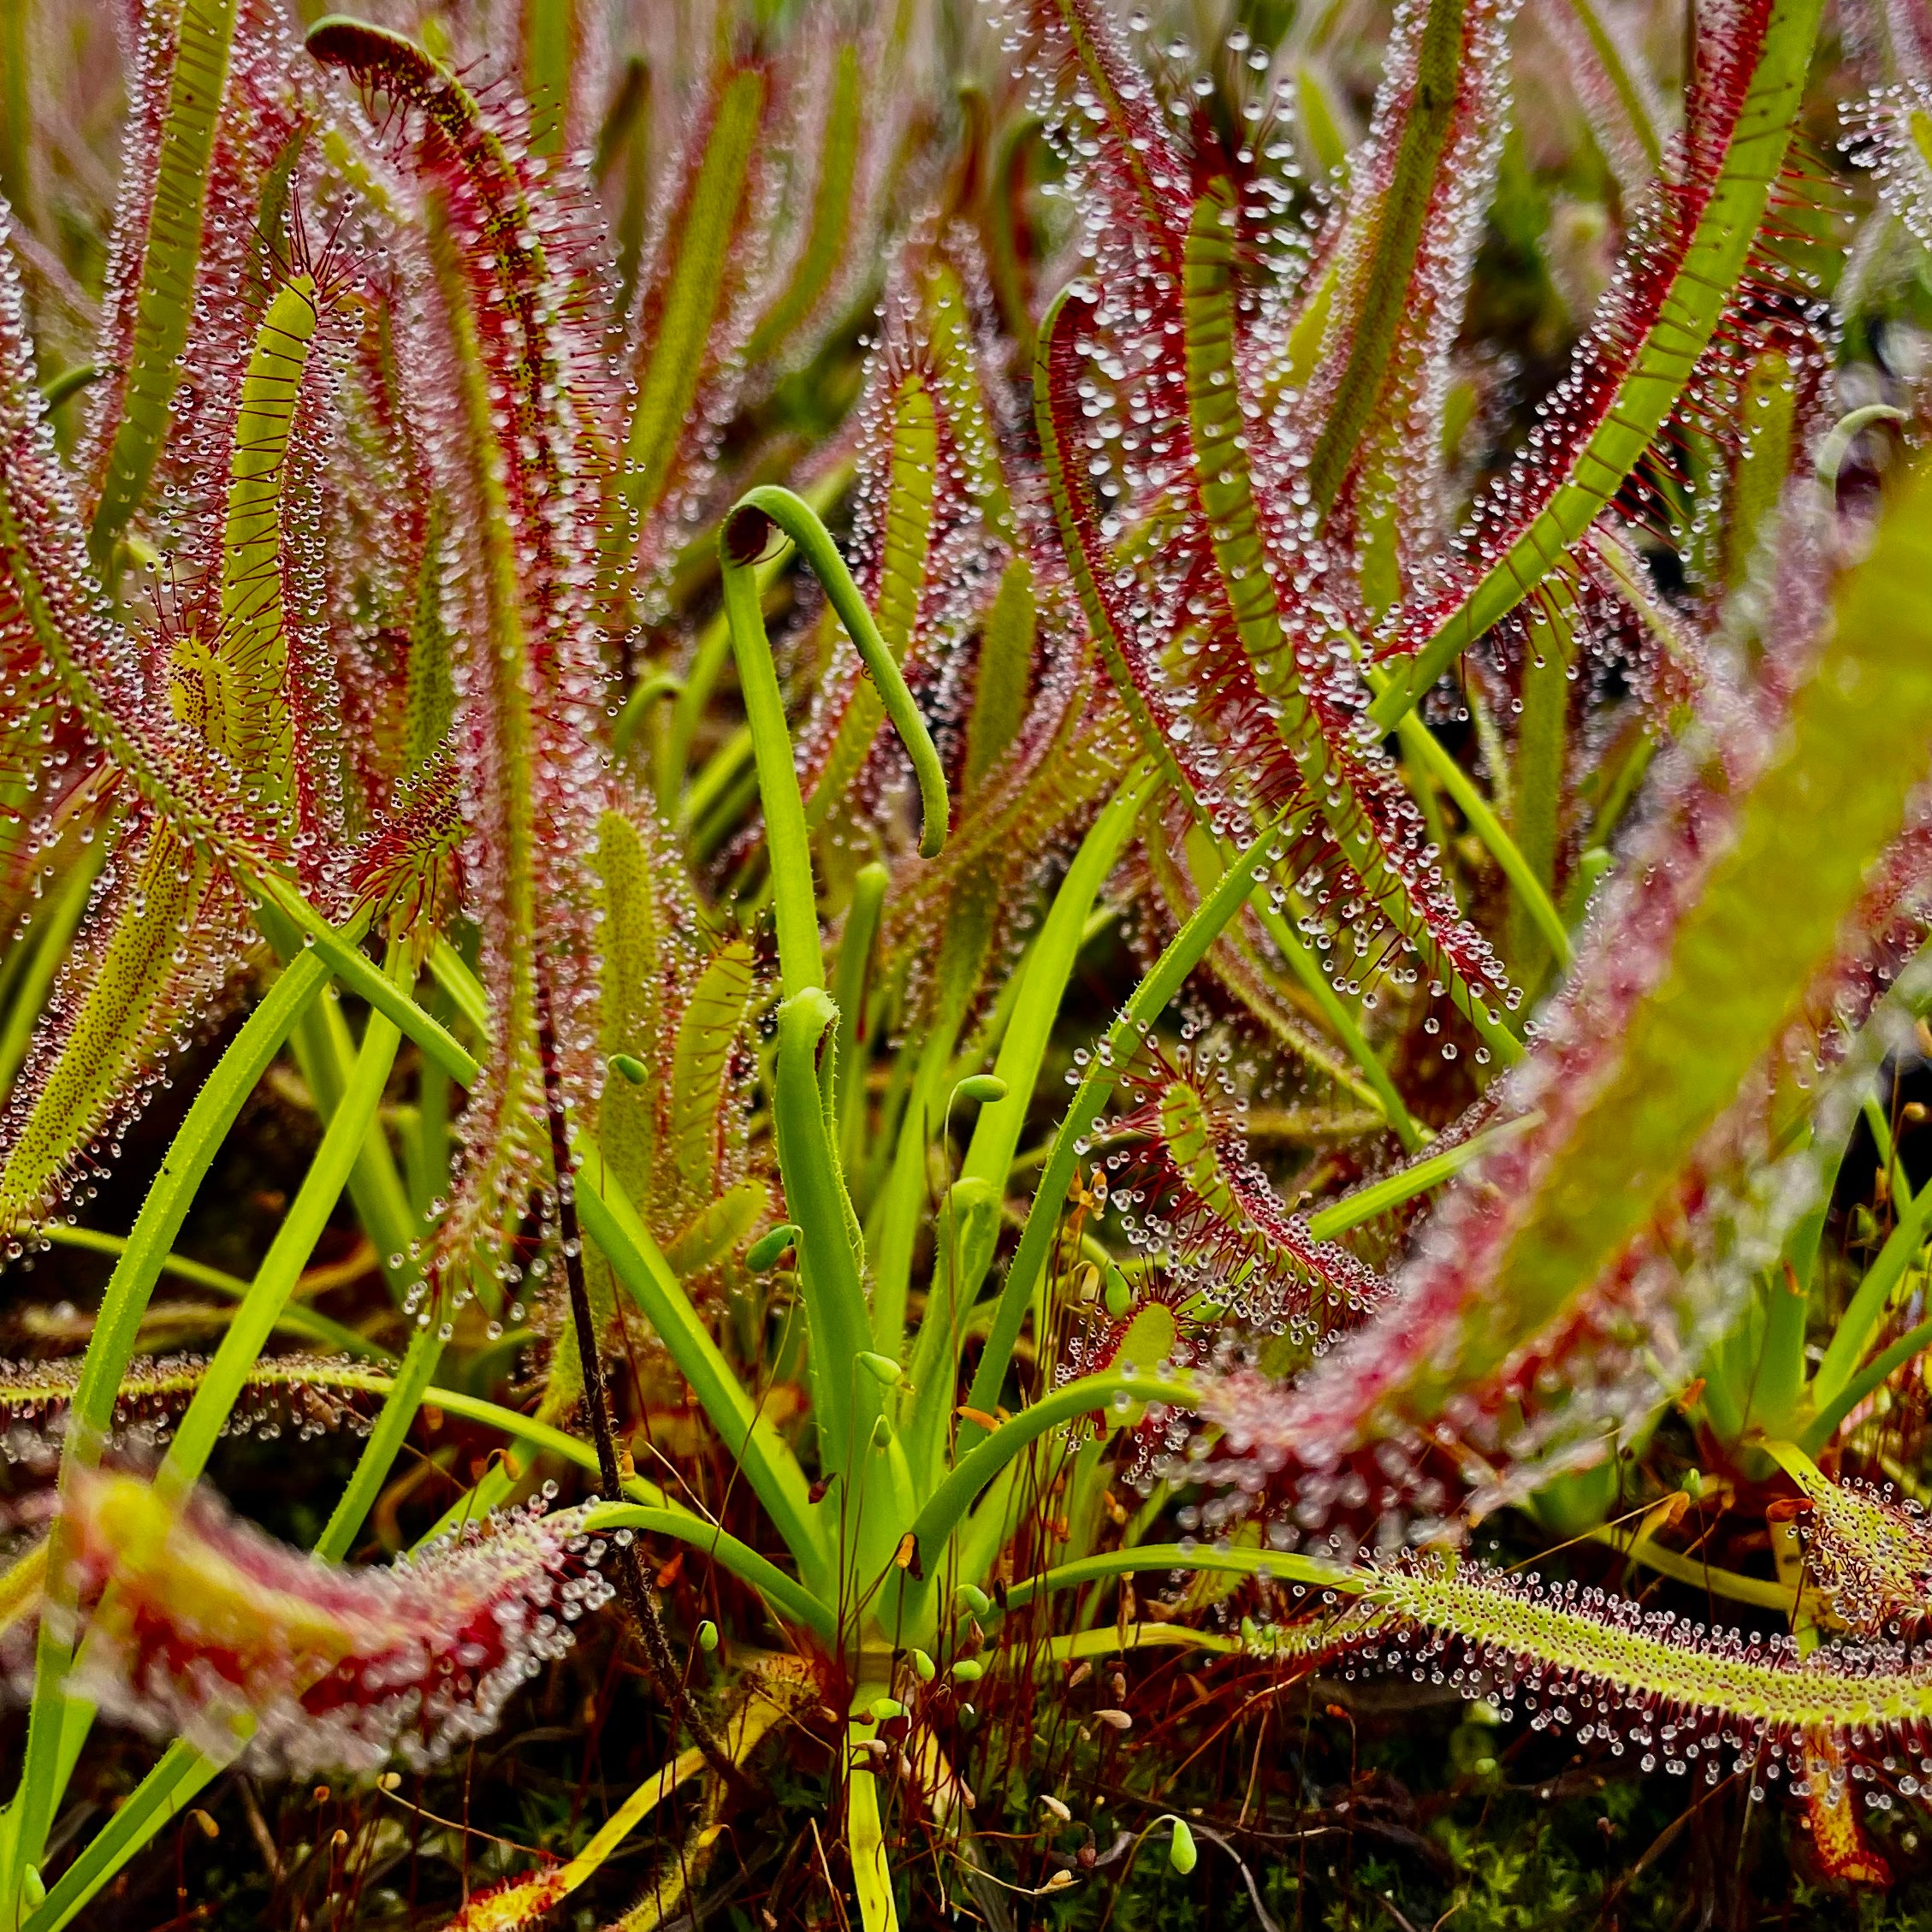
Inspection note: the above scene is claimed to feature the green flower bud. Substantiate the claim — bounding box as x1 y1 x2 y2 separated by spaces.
747 1224 801 1270
1168 1818 1197 1876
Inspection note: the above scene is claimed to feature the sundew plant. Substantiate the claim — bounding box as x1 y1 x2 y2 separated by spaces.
10 0 1932 1923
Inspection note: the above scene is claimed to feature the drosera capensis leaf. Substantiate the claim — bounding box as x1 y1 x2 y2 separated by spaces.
1763 1441 1932 1635
86 0 240 565
744 42 862 367
625 62 765 524
1032 287 1205 808
1210 449 1932 1514
1295 0 1480 519
1 253 339 1236
802 366 938 832
946 762 1161 1312
0 828 211 1233
0 208 261 868
308 12 613 1276
1047 258 1523 1063
2 946 335 1899
1003 1543 1932 1747
1372 0 1828 727
209 270 320 823
666 938 756 1214
963 556 1035 793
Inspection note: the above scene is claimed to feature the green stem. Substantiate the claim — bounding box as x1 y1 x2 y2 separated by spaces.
583 1504 834 1639
833 863 888 1176
771 989 874 1488
155 996 402 1499
1585 1524 1791 1610
949 765 1159 1300
27 1225 390 1360
1306 1111 1541 1239
572 1149 830 1593
719 485 949 999
655 464 853 812
1380 676 1572 978
0 842 105 1096
961 810 1289 1443
1001 1542 1343 1612
911 1371 1200 1574
1805 1315 1932 1451
1812 1186 1932 1408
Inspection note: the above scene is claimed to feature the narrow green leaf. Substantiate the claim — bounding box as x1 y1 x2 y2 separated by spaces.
771 987 873 1479
1301 0 1470 515
1306 1110 1542 1238
625 66 764 519
833 861 887 1173
963 556 1035 793
522 0 574 159
868 864 999 1358
1296 61 1351 178
804 370 939 831
745 44 861 365
575 1147 830 1592
89 0 240 563
951 763 1159 1298
961 807 1288 1443
1372 0 1825 726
